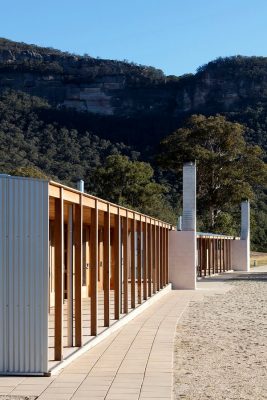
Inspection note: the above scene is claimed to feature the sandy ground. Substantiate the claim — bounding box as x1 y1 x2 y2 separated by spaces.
174 267 267 400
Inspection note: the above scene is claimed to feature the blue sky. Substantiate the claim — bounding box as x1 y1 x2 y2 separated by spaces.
1 0 267 76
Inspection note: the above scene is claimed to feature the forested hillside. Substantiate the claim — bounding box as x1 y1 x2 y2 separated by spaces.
0 38 266 250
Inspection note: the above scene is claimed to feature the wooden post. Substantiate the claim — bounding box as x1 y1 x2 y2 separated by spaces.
114 211 121 320
123 213 129 314
206 238 208 275
197 238 199 277
218 239 220 273
162 227 164 286
163 227 166 286
229 240 232 270
202 238 204 276
213 239 216 274
74 199 83 347
202 238 206 277
103 205 110 327
166 228 169 284
54 189 64 361
158 225 161 288
226 239 229 271
226 239 228 271
90 200 98 336
205 238 208 276
222 239 225 272
216 239 219 273
219 239 222 273
201 238 204 276
153 223 157 293
208 238 211 276
131 217 136 309
162 227 165 286
206 238 209 276
211 238 215 275
228 240 230 270
147 222 152 297
143 219 147 300
163 226 166 286
228 240 231 270
159 225 163 288
198 238 202 277
67 205 73 347
137 221 142 304
215 239 217 273
228 239 230 271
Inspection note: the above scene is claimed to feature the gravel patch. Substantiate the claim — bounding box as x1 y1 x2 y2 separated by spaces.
174 272 267 399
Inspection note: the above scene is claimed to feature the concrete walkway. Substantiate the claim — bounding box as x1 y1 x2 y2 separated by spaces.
0 279 233 400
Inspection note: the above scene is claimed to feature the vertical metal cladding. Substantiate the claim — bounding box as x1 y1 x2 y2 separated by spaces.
0 176 49 374
182 162 196 231
241 200 250 240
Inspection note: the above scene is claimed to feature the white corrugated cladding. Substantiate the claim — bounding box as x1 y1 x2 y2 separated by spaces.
182 162 196 231
0 176 49 374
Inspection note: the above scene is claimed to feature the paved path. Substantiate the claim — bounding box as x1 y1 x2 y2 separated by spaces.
0 279 233 400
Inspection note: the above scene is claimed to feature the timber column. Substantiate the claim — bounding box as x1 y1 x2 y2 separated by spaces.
232 200 250 272
169 162 197 289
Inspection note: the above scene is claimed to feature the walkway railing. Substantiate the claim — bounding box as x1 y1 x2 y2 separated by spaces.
197 233 237 277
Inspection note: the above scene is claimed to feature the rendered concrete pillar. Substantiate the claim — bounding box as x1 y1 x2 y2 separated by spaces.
169 162 197 289
169 231 196 289
231 200 250 272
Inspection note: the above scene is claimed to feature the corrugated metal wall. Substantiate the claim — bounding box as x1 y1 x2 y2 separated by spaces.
0 176 49 374
182 162 196 231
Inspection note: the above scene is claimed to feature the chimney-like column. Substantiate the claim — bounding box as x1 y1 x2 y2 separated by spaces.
177 216 182 231
77 179 84 193
231 200 250 272
241 200 250 240
169 161 197 289
182 161 196 231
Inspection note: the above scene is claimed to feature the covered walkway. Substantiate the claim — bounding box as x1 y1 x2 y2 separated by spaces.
0 277 232 400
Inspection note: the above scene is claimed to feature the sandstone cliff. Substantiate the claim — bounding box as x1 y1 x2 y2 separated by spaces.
1 38 267 119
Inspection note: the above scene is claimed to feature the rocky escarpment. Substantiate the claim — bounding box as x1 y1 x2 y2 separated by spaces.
0 38 174 116
1 38 267 118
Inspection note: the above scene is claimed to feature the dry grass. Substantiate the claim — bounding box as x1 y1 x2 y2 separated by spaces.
250 252 267 267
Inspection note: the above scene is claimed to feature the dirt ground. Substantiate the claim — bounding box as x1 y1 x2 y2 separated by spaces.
174 267 267 400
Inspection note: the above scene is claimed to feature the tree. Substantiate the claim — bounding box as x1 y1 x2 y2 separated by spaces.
0 90 137 189
158 114 267 232
10 165 48 179
93 155 176 222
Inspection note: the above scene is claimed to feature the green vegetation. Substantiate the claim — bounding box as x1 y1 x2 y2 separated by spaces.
159 115 267 240
1 90 265 248
0 39 267 250
0 37 166 85
0 90 135 186
0 90 175 223
10 166 48 179
93 155 176 221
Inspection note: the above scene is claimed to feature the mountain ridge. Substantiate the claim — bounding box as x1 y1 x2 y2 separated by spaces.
1 38 267 123
0 38 266 251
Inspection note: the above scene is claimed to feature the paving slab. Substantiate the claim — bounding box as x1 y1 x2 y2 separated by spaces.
0 275 236 400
